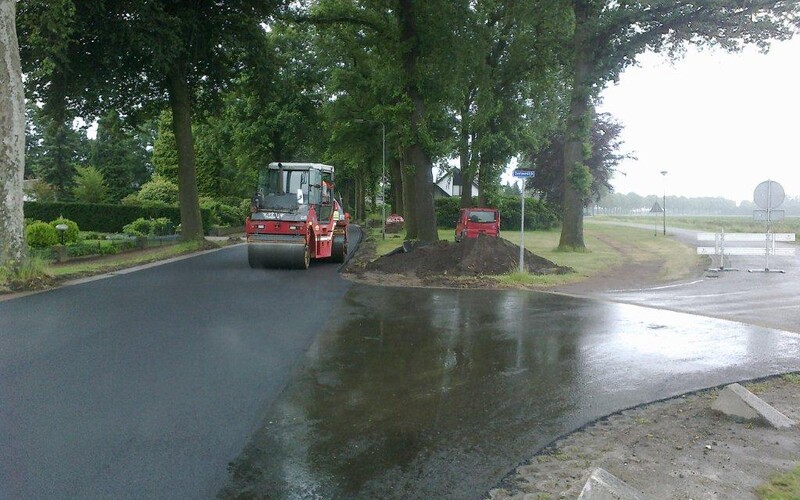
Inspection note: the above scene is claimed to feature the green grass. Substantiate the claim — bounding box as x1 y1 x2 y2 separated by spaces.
369 220 700 288
0 256 50 289
756 464 800 499
46 240 209 278
782 373 800 385
598 215 800 236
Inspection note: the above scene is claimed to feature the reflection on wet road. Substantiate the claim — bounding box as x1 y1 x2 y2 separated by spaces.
222 285 800 499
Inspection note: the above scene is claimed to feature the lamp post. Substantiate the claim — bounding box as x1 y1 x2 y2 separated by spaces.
660 170 668 235
355 119 386 239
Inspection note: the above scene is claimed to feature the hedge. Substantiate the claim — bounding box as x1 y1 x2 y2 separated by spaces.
434 196 559 231
24 202 213 234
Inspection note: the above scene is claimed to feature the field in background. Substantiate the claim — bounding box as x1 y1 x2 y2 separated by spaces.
597 215 800 236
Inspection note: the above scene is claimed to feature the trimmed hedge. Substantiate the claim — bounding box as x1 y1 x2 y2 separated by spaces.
24 202 213 234
434 196 559 231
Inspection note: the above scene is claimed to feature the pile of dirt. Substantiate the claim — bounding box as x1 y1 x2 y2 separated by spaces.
365 236 572 278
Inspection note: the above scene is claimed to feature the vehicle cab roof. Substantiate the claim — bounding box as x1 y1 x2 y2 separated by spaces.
268 162 334 173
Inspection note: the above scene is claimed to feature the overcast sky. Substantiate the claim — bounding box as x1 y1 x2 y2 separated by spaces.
599 37 800 204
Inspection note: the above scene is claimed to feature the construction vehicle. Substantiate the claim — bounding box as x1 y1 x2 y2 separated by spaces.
245 162 349 269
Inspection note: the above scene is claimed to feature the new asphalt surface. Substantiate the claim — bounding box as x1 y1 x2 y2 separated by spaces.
2 223 799 499
0 240 355 499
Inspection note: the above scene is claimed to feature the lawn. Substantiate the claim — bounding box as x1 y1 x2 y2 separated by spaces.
367 220 700 288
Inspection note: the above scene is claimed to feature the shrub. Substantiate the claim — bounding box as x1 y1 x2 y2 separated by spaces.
137 175 178 204
49 217 80 243
72 165 109 204
200 198 245 227
24 202 212 234
123 218 153 237
151 217 174 236
433 195 559 231
25 221 59 248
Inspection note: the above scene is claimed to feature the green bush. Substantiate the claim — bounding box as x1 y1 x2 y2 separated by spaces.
151 217 174 236
200 198 245 227
24 202 212 234
25 221 59 248
137 175 179 204
123 218 154 237
433 195 559 231
494 195 559 231
49 217 80 243
434 197 463 228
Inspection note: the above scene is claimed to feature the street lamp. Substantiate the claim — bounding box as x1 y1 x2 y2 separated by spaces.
660 170 668 235
354 118 386 239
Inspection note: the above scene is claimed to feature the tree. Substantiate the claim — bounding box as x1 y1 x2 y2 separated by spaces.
559 0 800 250
0 0 26 269
90 110 151 201
305 0 470 242
19 1 284 240
455 2 570 209
525 112 631 211
72 165 109 204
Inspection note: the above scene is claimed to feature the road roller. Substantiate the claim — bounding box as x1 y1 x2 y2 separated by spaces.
245 162 349 269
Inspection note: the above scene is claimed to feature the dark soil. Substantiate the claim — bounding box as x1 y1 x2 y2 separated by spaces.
364 236 572 278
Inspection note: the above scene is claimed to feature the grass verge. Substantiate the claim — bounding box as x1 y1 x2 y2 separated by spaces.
756 464 800 499
46 239 215 279
367 221 700 289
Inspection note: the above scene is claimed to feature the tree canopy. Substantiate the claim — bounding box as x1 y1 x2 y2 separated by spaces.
8 0 800 258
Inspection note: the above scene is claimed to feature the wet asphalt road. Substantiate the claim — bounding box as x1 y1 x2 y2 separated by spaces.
222 286 800 499
587 222 800 333
3 225 800 499
0 242 353 499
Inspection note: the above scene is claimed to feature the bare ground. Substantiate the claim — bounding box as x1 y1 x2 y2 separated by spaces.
489 376 800 499
344 235 800 499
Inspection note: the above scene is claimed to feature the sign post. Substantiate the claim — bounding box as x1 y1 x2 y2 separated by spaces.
512 169 535 273
751 179 787 273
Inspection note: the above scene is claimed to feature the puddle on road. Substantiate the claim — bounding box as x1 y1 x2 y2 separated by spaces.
221 285 800 499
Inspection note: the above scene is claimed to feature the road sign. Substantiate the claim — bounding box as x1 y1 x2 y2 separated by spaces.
754 180 785 210
650 202 663 213
512 169 535 178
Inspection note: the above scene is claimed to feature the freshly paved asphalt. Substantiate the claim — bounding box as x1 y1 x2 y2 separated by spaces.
3 223 799 499
0 240 354 499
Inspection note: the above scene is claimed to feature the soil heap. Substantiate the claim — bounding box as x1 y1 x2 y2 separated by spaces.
365 235 572 278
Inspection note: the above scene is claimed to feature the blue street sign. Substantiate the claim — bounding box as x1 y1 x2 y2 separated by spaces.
513 169 535 178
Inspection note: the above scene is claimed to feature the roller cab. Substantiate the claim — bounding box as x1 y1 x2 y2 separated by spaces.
246 162 348 269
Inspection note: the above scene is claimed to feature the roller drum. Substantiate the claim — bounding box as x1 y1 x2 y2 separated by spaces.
331 235 347 263
248 242 310 269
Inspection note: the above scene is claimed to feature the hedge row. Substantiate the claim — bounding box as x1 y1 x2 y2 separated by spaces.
24 202 213 234
434 196 559 231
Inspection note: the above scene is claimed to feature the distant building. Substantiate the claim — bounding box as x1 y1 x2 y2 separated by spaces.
433 168 480 199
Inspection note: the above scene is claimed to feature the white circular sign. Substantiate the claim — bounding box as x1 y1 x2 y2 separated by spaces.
753 180 785 210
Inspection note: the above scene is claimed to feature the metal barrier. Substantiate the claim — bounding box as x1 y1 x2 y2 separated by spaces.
697 231 796 273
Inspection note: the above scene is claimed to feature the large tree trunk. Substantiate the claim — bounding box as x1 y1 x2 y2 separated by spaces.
402 153 417 239
166 67 204 240
0 0 26 269
399 0 437 242
389 156 403 216
559 1 593 251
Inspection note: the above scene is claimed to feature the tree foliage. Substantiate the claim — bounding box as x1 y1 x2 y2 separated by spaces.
18 0 285 239
524 112 631 210
72 165 109 204
558 0 800 250
90 111 151 201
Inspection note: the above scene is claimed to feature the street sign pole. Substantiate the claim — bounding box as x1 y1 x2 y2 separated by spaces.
512 169 535 273
519 180 525 273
